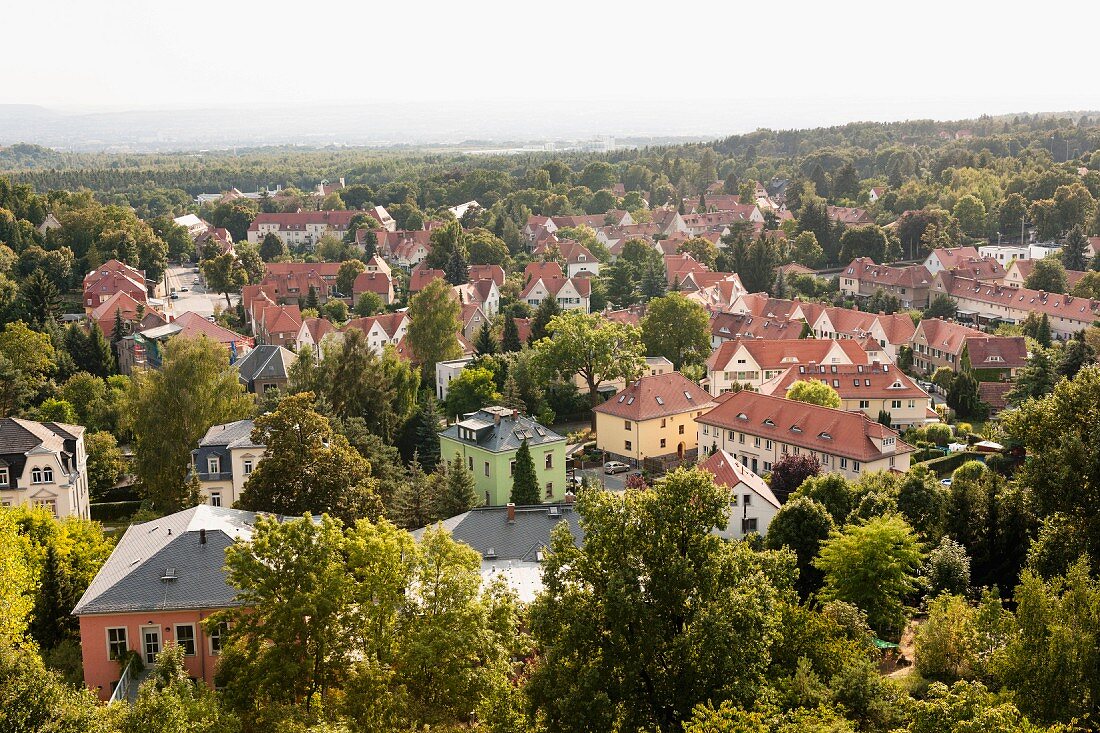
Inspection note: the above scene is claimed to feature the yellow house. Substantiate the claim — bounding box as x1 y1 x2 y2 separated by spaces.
593 372 716 466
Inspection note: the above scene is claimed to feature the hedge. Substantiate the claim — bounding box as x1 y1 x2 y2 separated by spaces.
917 451 983 477
91 500 143 523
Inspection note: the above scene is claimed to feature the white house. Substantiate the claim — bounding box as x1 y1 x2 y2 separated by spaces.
0 418 90 519
436 357 475 401
698 449 780 539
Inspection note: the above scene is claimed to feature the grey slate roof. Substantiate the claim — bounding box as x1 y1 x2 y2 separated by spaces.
235 344 294 384
0 417 67 455
413 503 582 562
73 506 275 615
439 406 564 454
198 420 263 450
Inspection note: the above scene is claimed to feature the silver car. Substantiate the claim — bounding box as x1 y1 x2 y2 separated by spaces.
604 461 630 475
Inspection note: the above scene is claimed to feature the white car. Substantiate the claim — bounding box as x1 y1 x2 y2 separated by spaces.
604 461 630 475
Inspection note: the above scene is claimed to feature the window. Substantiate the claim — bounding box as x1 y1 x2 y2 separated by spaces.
741 518 758 534
891 400 902 409
509 460 516 477
209 622 228 655
468 456 474 471
743 494 752 507
660 438 667 448
31 467 43 483
107 627 128 660
678 424 685 435
210 492 222 507
661 418 667 428
484 461 490 477
0 467 7 486
207 456 220 475
33 499 57 516
853 461 861 472
624 420 632 431
175 625 196 656
754 437 761 448
739 433 745 444
42 466 53 482
765 440 772 450
544 453 553 470
242 459 254 475
840 458 848 469
702 425 709 436
858 400 870 409
625 440 632 451
545 482 554 498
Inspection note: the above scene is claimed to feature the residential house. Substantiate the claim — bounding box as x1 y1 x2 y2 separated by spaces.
260 262 343 303
437 357 475 401
89 291 149 337
979 243 1061 264
234 344 295 395
922 246 981 275
909 318 985 374
83 260 148 314
810 306 916 360
650 208 689 236
664 253 711 287
705 338 870 394
698 449 781 539
930 272 1098 340
519 275 591 312
468 264 506 287
709 312 804 345
838 258 933 309
408 263 446 294
826 206 874 226
593 372 716 466
373 230 431 269
340 312 409 354
458 303 489 342
868 187 886 203
352 270 396 306
947 256 1006 283
438 406 566 507
682 273 748 313
757 362 937 430
37 212 62 236
696 391 914 481
192 421 264 508
246 210 364 248
0 417 90 519
455 279 500 317
532 239 601 278
681 208 763 237
73 506 281 700
254 303 303 349
416 502 582 602
294 317 335 360
117 312 253 374
572 356 674 397
963 336 1028 380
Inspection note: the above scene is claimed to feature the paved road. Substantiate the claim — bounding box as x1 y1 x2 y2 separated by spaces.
163 264 237 318
575 466 631 492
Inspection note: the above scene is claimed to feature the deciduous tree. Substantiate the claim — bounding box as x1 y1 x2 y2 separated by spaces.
640 293 711 369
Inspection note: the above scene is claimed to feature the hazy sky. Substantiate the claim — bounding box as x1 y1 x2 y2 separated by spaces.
6 0 1099 124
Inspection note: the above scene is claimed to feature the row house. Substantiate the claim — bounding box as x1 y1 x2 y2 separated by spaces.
757 362 937 431
295 317 335 360
931 272 1099 340
705 337 870 394
839 257 933 309
192 420 265 508
811 306 916 360
909 318 986 373
1002 258 1086 290
74 506 283 701
246 210 364 248
0 417 90 519
593 372 716 466
664 253 710 287
254 303 303 349
697 391 914 481
710 312 805 346
964 335 1028 379
261 262 343 303
728 293 824 324
697 449 782 539
947 256 1006 283
550 211 632 230
680 207 763 237
520 274 591 313
83 259 148 314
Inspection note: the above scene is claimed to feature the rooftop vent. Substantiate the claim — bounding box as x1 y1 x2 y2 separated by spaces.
161 568 177 582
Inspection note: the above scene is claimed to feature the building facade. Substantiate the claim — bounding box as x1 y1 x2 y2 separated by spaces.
191 420 264 508
0 418 90 519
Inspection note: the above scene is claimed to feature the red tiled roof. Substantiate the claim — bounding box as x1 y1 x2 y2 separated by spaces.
963 336 1028 369
173 311 253 347
698 390 913 462
706 338 869 372
593 372 715 421
352 270 394 295
758 362 929 400
90 291 144 333
819 306 917 345
698 449 780 509
978 382 1013 413
603 305 645 327
468 264 506 286
934 272 1100 325
408 264 445 293
524 261 564 281
842 257 932 289
827 206 874 225
249 210 363 231
513 317 532 344
912 318 985 356
299 317 335 343
710 312 802 341
1007 258 1086 289
519 275 591 299
257 304 302 336
927 246 980 269
947 257 1005 281
343 312 408 339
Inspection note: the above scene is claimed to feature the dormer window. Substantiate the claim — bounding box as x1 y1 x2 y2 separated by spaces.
791 425 802 433
763 418 775 426
819 432 832 440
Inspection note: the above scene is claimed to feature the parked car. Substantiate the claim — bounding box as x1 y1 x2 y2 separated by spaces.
940 478 952 486
178 287 189 292
604 461 630 475
170 293 180 300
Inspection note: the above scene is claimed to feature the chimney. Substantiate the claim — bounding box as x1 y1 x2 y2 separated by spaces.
494 410 501 426
199 528 207 545
506 503 515 523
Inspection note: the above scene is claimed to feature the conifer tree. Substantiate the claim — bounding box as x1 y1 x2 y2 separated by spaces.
1061 225 1089 271
501 317 522 352
394 452 438 529
529 295 561 342
400 393 442 472
475 321 497 356
434 453 480 519
31 544 66 650
305 285 319 310
511 439 540 505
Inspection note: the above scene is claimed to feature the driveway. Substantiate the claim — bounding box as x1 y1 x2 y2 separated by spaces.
163 264 237 318
575 466 630 492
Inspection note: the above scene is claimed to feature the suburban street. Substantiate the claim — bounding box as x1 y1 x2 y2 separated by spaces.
162 264 238 318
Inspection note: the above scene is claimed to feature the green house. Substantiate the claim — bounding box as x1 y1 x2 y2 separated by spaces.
439 406 567 508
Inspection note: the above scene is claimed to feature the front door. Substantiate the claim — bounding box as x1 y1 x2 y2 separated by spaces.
141 626 161 664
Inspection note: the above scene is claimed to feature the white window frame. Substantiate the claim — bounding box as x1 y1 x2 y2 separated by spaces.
209 491 222 507
0 467 8 485
209 622 228 655
174 624 197 656
106 627 128 660
207 456 220 475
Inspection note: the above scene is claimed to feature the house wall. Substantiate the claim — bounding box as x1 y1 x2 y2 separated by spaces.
79 608 229 700
715 492 779 540
0 442 89 519
438 436 567 507
193 447 261 508
697 422 908 481
595 409 704 465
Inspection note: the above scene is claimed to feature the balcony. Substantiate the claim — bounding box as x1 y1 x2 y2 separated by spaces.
195 471 233 482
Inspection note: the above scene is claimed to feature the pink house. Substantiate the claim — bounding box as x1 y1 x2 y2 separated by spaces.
73 506 270 701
